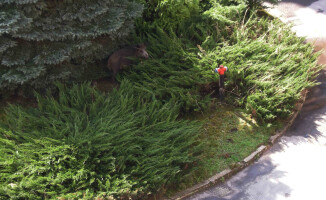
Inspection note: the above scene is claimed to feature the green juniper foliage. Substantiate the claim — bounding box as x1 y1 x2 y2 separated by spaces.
196 4 321 121
0 0 322 199
0 0 143 96
137 0 200 29
121 26 212 113
130 1 320 120
0 81 202 199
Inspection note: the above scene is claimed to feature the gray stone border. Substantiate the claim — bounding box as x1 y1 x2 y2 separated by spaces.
166 90 308 200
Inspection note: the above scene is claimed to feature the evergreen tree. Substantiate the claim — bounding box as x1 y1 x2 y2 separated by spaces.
0 0 143 97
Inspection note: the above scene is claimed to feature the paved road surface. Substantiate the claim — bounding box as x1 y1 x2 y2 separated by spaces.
187 1 326 199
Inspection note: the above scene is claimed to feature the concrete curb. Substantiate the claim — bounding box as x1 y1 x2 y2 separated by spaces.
166 90 308 200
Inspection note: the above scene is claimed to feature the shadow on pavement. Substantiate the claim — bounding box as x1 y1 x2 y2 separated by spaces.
187 158 291 200
281 0 314 7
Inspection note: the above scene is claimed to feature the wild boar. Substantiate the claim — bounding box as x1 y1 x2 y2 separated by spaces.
107 44 149 82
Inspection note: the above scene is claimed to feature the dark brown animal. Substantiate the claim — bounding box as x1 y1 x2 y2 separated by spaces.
107 44 149 82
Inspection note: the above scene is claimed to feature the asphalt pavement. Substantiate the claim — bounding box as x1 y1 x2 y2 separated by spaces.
186 0 326 199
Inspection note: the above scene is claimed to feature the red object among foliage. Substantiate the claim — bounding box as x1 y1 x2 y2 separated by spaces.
217 65 228 75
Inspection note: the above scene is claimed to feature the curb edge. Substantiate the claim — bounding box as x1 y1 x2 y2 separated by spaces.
167 89 308 200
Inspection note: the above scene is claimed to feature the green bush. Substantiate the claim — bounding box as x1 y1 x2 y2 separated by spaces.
197 7 321 120
0 0 322 198
0 81 202 199
135 0 319 120
127 1 320 120
138 0 200 29
122 26 214 113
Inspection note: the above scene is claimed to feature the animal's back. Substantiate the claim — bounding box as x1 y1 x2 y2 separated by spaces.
107 47 137 70
107 44 148 82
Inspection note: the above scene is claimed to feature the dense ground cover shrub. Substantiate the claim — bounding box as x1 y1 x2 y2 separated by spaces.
138 0 200 29
0 0 321 199
125 1 320 120
197 3 321 120
119 26 214 113
0 81 202 199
